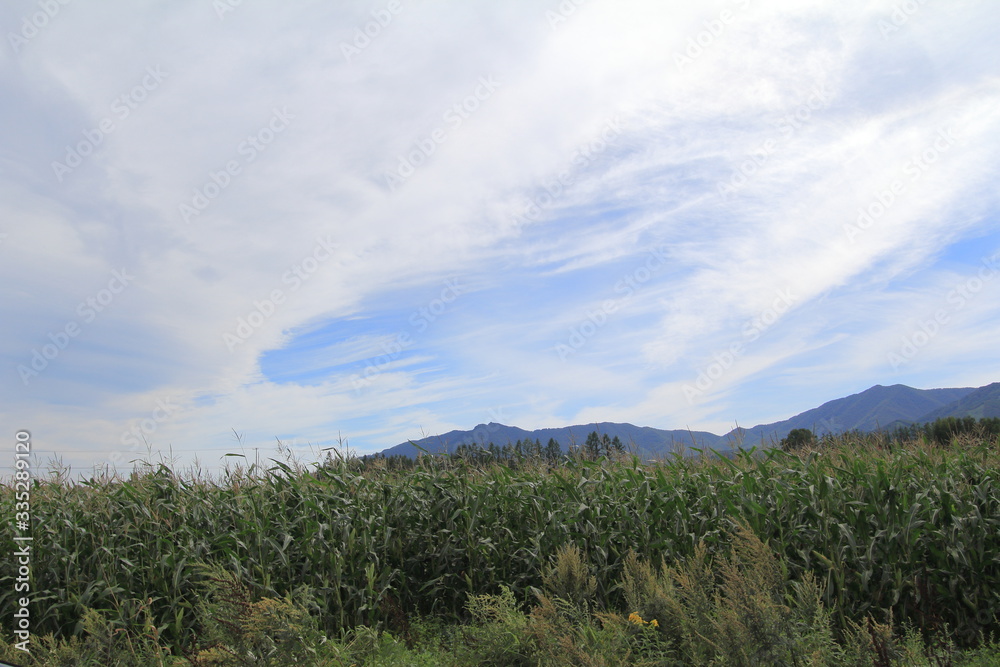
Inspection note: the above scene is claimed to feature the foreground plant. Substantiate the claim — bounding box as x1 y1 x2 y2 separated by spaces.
1 433 999 661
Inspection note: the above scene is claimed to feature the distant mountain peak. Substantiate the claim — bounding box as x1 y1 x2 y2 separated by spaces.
377 382 992 458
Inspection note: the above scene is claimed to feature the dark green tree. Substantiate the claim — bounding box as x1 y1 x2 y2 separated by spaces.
926 416 977 446
545 438 561 461
780 428 816 452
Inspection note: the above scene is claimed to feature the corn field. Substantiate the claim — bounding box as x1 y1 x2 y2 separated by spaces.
2 435 999 655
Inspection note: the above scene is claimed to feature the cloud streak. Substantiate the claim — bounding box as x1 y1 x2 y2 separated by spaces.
2 0 999 475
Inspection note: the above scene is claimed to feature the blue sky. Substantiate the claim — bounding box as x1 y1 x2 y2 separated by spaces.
2 0 999 476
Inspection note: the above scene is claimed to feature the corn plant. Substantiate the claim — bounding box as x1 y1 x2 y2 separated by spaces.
1 434 998 657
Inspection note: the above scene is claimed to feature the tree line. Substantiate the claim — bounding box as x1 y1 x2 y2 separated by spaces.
780 416 1000 451
353 431 626 471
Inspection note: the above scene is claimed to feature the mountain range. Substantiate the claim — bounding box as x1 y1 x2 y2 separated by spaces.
378 382 1000 458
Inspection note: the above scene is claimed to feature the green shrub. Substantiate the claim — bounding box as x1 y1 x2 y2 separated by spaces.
187 563 325 666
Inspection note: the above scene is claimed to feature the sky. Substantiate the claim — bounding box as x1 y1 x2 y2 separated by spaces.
2 0 999 477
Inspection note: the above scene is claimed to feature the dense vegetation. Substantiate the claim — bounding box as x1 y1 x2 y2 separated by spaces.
2 422 999 665
892 416 1000 447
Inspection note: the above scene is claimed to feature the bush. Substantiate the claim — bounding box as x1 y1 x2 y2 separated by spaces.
187 563 326 665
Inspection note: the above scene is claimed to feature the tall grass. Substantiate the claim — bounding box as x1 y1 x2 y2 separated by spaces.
1 433 998 657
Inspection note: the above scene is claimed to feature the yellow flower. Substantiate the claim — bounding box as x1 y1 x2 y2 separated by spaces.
628 612 644 625
650 619 659 628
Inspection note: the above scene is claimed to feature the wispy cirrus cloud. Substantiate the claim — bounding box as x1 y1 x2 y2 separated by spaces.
1 0 998 475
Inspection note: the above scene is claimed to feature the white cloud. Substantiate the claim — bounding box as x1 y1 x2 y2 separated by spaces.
2 0 999 475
